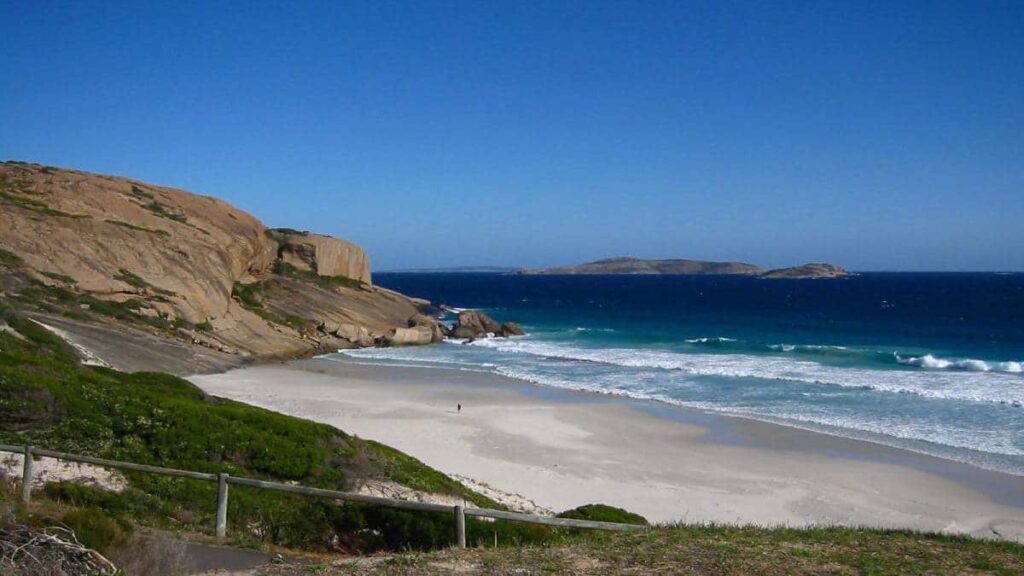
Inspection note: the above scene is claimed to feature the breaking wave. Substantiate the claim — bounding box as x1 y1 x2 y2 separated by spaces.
464 338 1024 406
896 354 1023 373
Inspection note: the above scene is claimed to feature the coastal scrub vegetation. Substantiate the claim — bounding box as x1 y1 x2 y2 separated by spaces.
557 503 648 526
0 175 90 219
137 196 211 235
12 280 183 332
0 304 553 554
272 260 365 291
283 524 1024 575
231 280 310 333
105 218 170 236
0 249 24 269
37 270 77 285
266 227 310 237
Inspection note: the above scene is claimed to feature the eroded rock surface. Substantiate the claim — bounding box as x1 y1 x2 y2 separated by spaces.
0 162 426 372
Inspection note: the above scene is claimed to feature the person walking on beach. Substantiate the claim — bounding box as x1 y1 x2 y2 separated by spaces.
457 403 462 413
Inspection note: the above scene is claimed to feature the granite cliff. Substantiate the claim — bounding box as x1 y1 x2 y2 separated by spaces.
0 161 435 373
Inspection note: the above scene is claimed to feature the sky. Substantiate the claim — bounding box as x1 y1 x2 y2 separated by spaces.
1 1 1022 271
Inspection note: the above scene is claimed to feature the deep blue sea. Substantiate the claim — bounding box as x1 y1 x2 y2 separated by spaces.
334 273 1024 475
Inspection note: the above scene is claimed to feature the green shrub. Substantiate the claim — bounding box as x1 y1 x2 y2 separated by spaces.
130 185 154 200
0 248 24 268
0 306 530 553
114 269 148 289
62 507 130 552
557 504 648 526
105 219 169 235
0 176 89 218
273 260 364 291
38 270 77 284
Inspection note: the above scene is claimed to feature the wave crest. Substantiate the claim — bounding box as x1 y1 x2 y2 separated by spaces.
896 354 1023 374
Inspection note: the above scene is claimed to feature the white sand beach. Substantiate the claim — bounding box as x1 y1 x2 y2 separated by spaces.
190 358 1024 542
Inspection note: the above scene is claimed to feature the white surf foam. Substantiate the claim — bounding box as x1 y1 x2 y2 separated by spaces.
464 338 1024 406
896 354 1023 374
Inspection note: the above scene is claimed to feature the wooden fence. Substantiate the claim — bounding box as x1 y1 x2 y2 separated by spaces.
0 444 645 548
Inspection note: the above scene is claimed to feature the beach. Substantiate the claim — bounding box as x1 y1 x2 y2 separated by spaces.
190 357 1024 542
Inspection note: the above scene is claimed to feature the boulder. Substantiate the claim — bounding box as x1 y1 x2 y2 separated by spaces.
450 324 480 339
453 310 501 338
385 326 434 347
319 319 342 335
336 323 375 347
408 313 445 343
498 322 524 336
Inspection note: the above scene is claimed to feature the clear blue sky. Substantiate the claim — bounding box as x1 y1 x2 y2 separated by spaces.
2 1 1022 271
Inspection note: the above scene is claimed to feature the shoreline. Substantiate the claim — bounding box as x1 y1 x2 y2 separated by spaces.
189 357 1024 541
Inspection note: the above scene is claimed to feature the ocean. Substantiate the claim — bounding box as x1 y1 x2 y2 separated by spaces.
330 272 1024 476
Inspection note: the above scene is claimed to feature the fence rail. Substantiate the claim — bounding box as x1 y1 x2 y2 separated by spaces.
0 444 646 547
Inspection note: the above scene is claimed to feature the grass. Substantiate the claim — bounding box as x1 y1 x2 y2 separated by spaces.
114 268 149 290
267 227 310 237
13 281 177 332
0 248 24 268
139 198 211 235
0 175 90 219
231 280 312 332
37 270 77 285
557 503 648 526
105 219 170 236
129 184 154 200
0 304 548 553
303 524 1024 575
273 261 365 291
142 200 188 223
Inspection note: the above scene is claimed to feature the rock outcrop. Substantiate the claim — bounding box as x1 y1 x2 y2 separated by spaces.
0 161 427 372
449 310 523 339
450 310 502 339
385 326 435 346
408 313 446 343
273 230 372 285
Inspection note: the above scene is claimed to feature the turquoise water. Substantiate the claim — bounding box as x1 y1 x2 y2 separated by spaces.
330 273 1024 475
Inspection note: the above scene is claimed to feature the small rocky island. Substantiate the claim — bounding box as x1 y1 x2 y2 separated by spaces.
760 263 850 279
522 257 764 276
523 257 849 279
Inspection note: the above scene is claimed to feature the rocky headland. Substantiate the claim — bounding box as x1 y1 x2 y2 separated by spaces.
0 161 514 374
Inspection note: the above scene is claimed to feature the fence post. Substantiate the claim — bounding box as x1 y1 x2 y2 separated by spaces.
216 473 229 538
454 504 466 549
20 445 34 503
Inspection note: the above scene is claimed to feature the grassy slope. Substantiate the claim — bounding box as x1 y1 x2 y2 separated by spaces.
275 524 1024 575
0 303 554 553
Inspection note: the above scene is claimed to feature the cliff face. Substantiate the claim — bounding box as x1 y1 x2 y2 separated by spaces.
0 164 281 321
272 230 372 285
0 161 424 373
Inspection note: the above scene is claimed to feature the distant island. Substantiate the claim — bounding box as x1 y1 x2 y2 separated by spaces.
521 257 849 279
759 263 849 279
381 266 526 274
